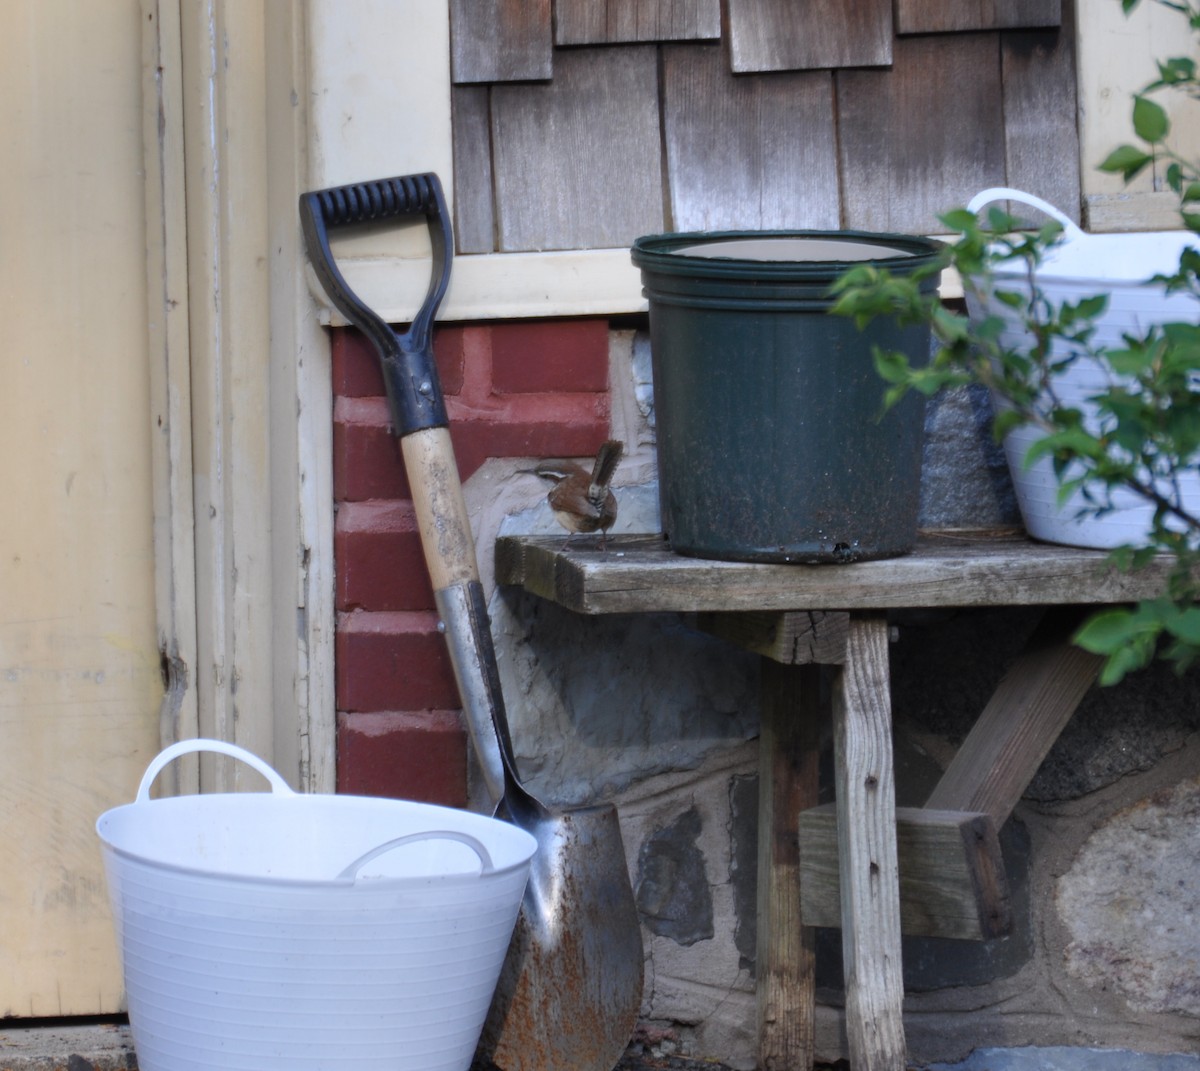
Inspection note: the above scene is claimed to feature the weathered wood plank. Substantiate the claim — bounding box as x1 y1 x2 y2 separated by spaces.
838 33 1006 233
662 44 839 231
799 805 1012 940
490 46 664 251
897 0 1061 34
924 607 1103 824
757 662 820 1070
556 0 720 44
696 610 848 665
449 0 552 83
1001 12 1081 225
451 86 495 254
493 533 1179 616
727 0 892 72
833 616 906 1071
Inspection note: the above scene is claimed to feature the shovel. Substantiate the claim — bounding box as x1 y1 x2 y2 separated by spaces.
300 173 643 1071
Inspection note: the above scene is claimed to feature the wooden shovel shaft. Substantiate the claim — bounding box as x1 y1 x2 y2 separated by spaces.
402 427 479 589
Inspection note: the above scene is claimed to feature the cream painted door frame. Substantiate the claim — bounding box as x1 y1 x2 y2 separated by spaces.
145 0 335 793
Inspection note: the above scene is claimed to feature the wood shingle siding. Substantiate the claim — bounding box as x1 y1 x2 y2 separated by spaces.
490 47 664 251
896 0 1063 35
555 0 721 45
451 86 495 254
727 0 894 72
662 45 839 232
999 19 1081 224
837 34 1007 233
449 0 1080 250
450 0 553 83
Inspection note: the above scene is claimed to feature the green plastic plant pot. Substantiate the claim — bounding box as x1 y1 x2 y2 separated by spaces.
631 230 943 563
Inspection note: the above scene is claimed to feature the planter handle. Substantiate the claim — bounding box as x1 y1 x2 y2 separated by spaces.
967 187 1086 243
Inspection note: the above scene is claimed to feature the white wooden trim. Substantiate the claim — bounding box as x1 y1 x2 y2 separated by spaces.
270 0 337 793
143 0 200 793
146 0 335 792
1076 0 1200 232
315 248 648 325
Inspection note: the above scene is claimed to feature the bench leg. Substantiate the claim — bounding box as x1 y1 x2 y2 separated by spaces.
757 660 820 1070
833 615 906 1071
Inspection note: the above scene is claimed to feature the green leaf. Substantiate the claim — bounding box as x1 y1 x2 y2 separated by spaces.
1072 607 1148 654
1133 96 1170 143
1121 0 1142 11
1164 606 1200 644
1098 144 1155 182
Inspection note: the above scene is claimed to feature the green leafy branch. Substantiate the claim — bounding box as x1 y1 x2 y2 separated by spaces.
832 0 1200 685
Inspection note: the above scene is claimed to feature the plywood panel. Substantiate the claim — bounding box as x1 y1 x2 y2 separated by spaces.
897 0 1061 33
838 33 1006 233
662 44 839 231
452 86 496 253
556 0 720 44
491 47 663 251
450 0 552 83
727 0 892 72
1001 13 1081 224
0 1 163 1016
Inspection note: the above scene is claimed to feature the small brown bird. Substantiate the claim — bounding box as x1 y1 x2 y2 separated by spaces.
536 440 624 549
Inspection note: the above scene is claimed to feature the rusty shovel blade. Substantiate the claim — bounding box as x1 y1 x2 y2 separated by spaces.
480 803 645 1071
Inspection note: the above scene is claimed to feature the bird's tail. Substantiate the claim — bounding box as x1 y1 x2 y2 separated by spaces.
590 439 624 491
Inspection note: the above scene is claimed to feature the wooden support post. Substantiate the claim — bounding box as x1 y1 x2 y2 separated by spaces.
756 659 820 1071
833 614 906 1071
924 606 1103 824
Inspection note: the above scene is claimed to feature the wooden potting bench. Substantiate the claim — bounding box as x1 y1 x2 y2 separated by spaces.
495 528 1179 1071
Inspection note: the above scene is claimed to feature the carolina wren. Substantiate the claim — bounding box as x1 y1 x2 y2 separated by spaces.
536 440 624 549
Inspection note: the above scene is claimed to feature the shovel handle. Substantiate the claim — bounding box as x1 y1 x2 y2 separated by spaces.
299 173 453 434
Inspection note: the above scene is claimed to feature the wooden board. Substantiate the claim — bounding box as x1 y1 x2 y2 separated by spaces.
897 0 1061 34
494 532 1178 616
556 0 720 44
727 0 893 72
832 617 906 1071
1000 15 1081 225
697 610 849 665
451 86 495 254
661 44 839 231
450 0 552 83
799 805 1012 940
838 33 1006 233
490 46 664 251
924 607 1103 824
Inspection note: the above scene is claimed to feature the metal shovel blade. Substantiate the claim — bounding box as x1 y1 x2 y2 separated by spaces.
480 802 644 1071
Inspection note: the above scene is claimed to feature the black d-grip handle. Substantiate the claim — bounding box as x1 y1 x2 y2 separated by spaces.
300 173 453 434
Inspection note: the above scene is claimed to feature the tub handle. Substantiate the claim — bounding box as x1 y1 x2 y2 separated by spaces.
136 739 296 802
967 187 1086 243
337 830 496 880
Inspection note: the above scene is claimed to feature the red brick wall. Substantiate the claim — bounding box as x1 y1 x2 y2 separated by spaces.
332 319 613 805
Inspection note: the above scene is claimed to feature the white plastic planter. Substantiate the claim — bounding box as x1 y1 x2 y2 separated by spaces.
96 739 536 1071
967 187 1200 549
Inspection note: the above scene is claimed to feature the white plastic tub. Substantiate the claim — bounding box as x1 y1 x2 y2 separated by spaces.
96 739 536 1071
967 187 1200 549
